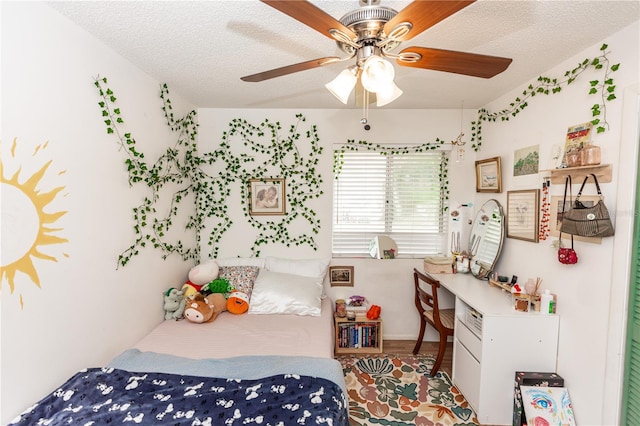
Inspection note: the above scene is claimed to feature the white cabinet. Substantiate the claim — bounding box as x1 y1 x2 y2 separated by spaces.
432 273 560 426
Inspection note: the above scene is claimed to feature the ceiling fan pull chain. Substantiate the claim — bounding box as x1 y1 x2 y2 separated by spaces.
362 89 368 123
361 89 371 130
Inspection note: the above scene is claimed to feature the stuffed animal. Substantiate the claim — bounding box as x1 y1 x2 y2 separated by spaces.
201 277 233 296
163 288 186 320
188 261 220 286
227 291 250 314
181 280 203 298
184 293 227 324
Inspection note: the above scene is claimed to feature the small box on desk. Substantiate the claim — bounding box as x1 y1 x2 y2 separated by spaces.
423 256 452 274
513 371 564 426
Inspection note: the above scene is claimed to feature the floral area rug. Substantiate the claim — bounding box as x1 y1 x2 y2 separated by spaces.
337 354 480 426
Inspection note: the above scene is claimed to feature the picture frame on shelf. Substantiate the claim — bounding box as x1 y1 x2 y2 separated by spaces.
329 266 354 287
248 178 285 215
562 122 593 167
475 156 502 193
549 195 602 244
507 189 540 242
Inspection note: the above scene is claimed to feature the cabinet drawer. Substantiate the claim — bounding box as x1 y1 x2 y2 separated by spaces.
453 339 481 411
456 319 482 361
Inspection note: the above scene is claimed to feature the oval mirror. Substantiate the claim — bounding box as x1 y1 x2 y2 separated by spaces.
469 199 505 279
369 236 398 259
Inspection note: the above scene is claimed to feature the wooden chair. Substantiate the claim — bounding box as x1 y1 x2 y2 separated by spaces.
412 267 455 376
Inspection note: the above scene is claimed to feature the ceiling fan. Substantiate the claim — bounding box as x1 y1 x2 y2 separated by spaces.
241 0 513 106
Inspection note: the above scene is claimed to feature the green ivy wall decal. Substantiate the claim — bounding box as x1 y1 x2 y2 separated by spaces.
333 139 450 213
94 77 322 266
471 44 620 150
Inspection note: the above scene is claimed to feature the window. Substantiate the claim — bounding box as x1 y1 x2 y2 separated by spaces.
332 147 447 258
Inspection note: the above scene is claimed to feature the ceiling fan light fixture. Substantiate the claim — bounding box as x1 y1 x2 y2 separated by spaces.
325 67 358 104
360 55 395 93
376 81 403 106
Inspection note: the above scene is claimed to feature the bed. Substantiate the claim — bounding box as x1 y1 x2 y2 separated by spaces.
10 257 349 425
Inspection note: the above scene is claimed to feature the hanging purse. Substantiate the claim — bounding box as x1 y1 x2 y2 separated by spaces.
560 173 614 238
558 176 578 264
558 234 578 264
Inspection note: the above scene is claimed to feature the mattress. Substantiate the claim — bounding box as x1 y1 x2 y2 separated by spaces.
12 351 349 425
134 297 335 359
10 278 350 424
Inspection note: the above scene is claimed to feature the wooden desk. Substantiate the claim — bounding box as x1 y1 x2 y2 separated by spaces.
428 272 559 425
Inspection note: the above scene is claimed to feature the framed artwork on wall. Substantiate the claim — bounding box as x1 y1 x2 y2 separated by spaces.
249 178 285 215
513 145 540 176
475 156 502 193
507 189 540 242
549 195 602 244
329 266 354 287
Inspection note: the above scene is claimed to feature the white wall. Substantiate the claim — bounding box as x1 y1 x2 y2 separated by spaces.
3 1 638 424
198 21 640 424
479 22 639 424
1 3 194 422
198 107 476 342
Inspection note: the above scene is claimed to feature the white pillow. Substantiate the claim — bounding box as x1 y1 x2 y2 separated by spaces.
215 257 266 268
248 269 323 316
264 257 330 280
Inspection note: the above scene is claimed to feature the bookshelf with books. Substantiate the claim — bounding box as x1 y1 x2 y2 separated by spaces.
334 314 383 354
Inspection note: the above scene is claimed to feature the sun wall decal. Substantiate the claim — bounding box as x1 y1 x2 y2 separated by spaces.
1 137 69 308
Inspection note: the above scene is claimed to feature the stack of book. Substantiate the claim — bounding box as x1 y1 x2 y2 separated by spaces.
337 322 379 349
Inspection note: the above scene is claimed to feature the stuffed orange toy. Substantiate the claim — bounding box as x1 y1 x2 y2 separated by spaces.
227 291 250 314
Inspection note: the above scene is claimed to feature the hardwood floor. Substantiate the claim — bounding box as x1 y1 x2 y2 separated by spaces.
383 339 453 376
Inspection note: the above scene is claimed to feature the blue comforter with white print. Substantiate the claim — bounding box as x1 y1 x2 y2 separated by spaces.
10 366 348 425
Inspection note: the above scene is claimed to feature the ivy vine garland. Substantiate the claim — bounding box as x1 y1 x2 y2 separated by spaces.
95 77 322 266
471 43 619 150
94 43 620 266
221 116 324 257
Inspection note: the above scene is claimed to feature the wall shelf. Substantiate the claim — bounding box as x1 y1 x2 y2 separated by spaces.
542 164 612 185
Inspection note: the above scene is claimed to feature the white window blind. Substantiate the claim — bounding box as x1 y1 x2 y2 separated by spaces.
332 148 447 258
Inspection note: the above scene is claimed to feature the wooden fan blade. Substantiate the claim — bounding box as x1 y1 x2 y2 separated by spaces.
384 1 475 41
241 57 342 82
261 0 356 41
398 46 512 78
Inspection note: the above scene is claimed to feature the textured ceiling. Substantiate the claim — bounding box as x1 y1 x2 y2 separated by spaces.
48 0 639 109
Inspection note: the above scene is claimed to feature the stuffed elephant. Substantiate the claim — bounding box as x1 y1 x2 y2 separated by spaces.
163 288 186 320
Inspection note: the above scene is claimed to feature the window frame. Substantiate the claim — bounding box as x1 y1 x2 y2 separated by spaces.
331 144 449 258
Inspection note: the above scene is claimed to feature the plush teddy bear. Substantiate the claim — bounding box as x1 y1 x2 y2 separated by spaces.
163 288 187 320
183 293 227 324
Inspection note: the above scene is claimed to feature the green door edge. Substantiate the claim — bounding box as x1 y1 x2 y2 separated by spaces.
620 142 640 424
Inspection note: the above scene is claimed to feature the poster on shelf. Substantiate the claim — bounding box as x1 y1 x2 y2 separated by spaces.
562 122 592 166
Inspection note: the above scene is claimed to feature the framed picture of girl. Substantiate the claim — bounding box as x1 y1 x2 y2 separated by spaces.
249 178 285 215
